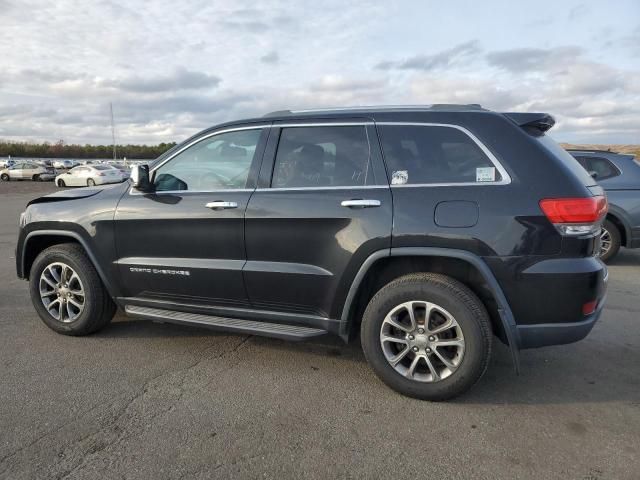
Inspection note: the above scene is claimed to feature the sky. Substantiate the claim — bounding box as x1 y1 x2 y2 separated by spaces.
1 0 639 145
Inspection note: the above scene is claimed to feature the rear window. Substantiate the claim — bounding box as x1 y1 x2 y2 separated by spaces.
94 165 113 171
378 125 501 185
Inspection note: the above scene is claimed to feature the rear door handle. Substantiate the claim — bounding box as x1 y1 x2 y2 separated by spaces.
341 199 381 208
205 201 238 210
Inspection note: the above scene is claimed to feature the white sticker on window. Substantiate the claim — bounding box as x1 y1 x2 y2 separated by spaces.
476 167 496 182
391 170 408 185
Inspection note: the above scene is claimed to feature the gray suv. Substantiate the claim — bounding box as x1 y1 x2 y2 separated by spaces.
569 150 640 261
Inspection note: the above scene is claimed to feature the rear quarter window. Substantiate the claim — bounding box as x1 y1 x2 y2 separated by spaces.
378 124 502 185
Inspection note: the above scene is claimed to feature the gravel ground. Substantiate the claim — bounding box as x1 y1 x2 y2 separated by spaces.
1 181 639 480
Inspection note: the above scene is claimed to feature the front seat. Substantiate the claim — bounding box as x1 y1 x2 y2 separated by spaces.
292 144 325 187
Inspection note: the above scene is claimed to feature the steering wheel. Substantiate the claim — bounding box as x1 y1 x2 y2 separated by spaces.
200 171 231 188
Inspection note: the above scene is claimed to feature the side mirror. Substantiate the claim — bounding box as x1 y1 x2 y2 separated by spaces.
130 164 152 192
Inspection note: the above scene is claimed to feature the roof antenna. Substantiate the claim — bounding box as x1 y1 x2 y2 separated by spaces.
110 102 117 161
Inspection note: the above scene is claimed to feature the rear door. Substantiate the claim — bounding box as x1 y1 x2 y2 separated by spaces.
244 120 392 321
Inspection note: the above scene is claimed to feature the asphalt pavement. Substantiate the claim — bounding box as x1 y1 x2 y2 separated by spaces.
1 181 638 479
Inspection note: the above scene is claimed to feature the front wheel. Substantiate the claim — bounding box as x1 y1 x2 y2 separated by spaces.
29 243 116 335
1 173 9 181
32 174 40 181
57 179 66 187
87 178 96 186
361 273 492 401
599 219 621 262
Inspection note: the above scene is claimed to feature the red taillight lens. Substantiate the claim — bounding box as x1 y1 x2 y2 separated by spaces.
582 300 597 315
539 196 607 224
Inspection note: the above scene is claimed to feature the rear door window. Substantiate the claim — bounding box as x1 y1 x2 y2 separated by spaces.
272 126 371 188
377 125 502 185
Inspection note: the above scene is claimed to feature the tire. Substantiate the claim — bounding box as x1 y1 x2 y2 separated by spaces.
599 219 621 262
87 178 95 186
32 174 40 181
57 179 66 187
1 173 9 181
29 243 116 336
361 273 492 401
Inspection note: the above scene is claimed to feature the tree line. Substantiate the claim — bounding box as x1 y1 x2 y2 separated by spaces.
0 140 177 159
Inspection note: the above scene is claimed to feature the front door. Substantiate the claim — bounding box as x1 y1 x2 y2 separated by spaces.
114 126 269 309
244 122 392 321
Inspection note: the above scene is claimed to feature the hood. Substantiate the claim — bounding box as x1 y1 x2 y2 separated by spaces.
27 187 103 206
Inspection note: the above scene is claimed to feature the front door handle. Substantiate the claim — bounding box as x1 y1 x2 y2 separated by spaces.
341 199 381 208
205 201 238 210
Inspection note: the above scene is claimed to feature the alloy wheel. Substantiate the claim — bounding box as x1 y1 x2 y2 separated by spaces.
599 227 612 258
39 262 85 323
380 301 465 382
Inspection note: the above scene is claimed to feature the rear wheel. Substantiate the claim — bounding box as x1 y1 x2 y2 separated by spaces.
361 273 491 401
29 243 116 335
57 179 66 187
32 174 40 181
87 178 96 186
1 173 9 181
599 219 621 262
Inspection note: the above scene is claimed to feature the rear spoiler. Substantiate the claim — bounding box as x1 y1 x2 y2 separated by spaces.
504 112 555 132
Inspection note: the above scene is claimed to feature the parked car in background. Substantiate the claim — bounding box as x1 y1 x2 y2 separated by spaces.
569 149 640 261
0 158 16 168
52 159 77 169
0 162 56 181
111 163 131 179
55 164 125 187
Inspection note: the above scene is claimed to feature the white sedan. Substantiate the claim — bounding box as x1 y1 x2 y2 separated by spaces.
55 165 125 187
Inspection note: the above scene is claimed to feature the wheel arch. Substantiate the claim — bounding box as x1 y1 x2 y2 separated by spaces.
21 230 117 298
340 247 520 373
605 209 629 247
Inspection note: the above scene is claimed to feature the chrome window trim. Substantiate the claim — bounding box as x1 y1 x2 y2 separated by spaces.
129 120 510 195
255 185 388 192
376 122 511 186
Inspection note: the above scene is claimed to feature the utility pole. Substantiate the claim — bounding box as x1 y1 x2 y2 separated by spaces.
110 102 117 161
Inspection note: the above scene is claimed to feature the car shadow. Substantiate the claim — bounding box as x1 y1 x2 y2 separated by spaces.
97 316 639 406
606 248 640 266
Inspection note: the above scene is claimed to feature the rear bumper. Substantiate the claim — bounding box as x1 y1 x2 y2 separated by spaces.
516 293 606 348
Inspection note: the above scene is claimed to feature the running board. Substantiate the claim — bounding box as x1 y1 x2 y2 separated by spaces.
124 305 327 341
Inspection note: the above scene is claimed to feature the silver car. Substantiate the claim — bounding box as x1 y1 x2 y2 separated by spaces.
0 162 56 182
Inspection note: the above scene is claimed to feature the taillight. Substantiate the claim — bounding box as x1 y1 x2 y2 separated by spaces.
539 195 607 236
582 300 597 315
96 172 106 176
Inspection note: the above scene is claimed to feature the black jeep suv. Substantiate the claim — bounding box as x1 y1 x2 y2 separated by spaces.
16 105 608 400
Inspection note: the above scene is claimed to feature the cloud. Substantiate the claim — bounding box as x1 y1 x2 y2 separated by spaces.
376 41 481 71
114 68 221 93
568 3 590 20
486 46 584 73
0 1 638 145
260 51 280 64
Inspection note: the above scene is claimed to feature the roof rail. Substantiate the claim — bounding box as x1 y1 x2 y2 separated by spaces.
263 104 485 117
